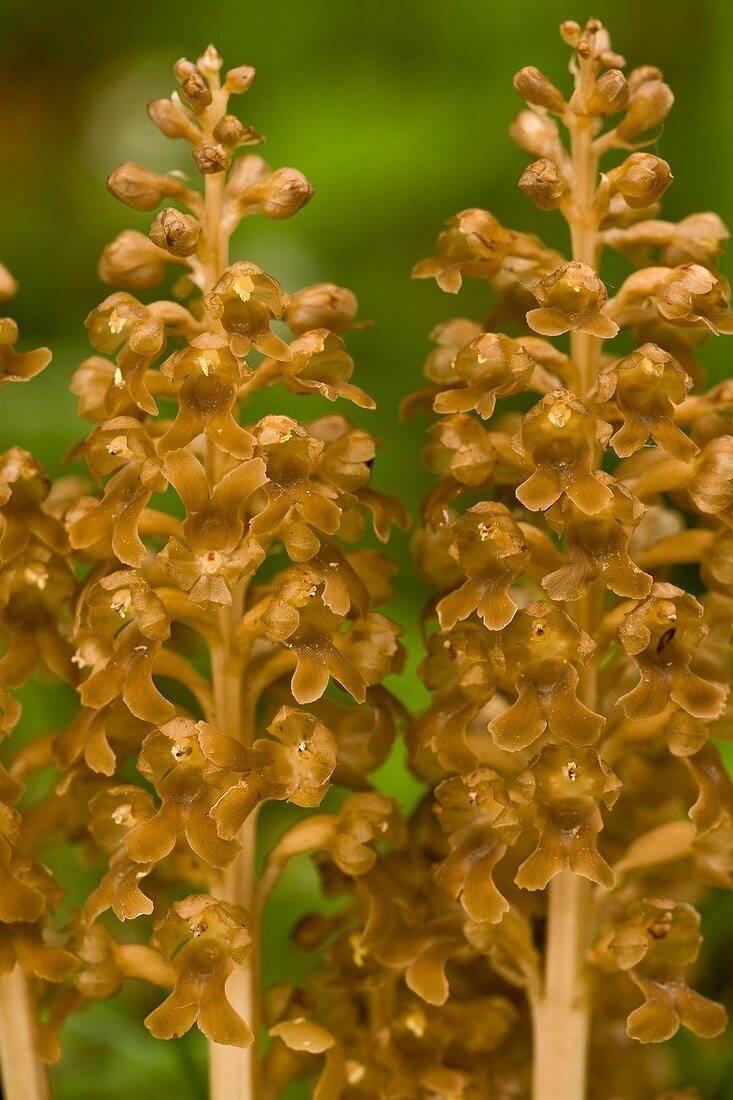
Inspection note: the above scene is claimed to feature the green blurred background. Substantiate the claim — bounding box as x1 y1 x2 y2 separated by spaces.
1 0 733 1095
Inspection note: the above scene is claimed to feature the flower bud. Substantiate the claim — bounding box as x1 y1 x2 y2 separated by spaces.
225 65 257 94
617 79 674 141
509 110 561 159
0 264 17 306
106 163 188 212
197 45 222 78
560 20 582 46
285 284 359 334
147 98 200 142
99 230 172 289
518 158 568 211
213 114 246 148
513 66 566 114
608 152 673 209
149 208 200 257
259 168 313 220
192 143 230 175
587 69 629 116
173 58 197 83
627 65 663 95
180 72 213 113
224 154 270 202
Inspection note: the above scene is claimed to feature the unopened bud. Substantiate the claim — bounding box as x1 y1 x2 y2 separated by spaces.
213 114 246 147
608 152 673 208
518 158 568 211
513 66 566 114
627 66 663 95
285 284 358 334
225 65 257 93
106 163 187 211
587 69 629 116
0 264 17 306
149 207 200 257
259 168 313 219
509 110 561 159
181 71 213 112
192 142 230 174
617 80 674 141
198 45 222 77
147 98 200 142
225 154 270 199
99 231 170 290
173 58 197 83
559 20 581 46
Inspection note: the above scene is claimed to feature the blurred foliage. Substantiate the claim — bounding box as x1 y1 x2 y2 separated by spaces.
0 0 732 1095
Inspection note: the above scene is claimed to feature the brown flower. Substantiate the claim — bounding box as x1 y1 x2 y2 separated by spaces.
515 743 620 889
83 785 157 922
597 343 696 461
124 718 240 868
158 448 266 606
604 212 728 270
0 862 75 980
527 262 619 338
512 390 613 514
0 448 67 562
603 899 727 1043
489 602 604 751
67 417 167 566
240 568 367 704
433 770 521 922
433 332 537 420
542 474 652 601
0 317 51 385
200 706 337 839
412 209 513 293
145 895 254 1046
264 791 404 880
618 584 727 720
436 502 530 630
204 261 292 360
159 333 255 458
656 264 733 333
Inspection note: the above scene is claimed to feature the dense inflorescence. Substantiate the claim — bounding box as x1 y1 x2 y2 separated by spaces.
2 19 733 1100
275 17 733 1100
409 16 733 1100
0 46 408 1100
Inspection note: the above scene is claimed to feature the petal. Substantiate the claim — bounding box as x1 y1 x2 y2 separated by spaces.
516 468 562 511
526 308 572 336
145 991 200 1040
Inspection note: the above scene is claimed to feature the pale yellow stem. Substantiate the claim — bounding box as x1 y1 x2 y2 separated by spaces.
0 967 49 1100
531 871 593 1100
531 47 606 1100
196 68 262 1100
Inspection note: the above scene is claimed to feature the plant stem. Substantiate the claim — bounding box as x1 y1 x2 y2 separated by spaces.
198 105 261 1099
531 55 604 1100
0 966 49 1100
208 628 260 1100
531 871 592 1100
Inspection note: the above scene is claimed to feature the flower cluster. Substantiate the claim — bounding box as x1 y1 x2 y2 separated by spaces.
255 18 730 1100
0 279 77 1022
0 47 406 1097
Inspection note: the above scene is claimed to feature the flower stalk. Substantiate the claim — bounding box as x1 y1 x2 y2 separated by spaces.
0 44 407 1100
531 40 603 1100
404 15 733 1100
0 967 49 1100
